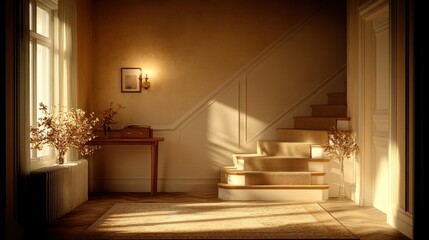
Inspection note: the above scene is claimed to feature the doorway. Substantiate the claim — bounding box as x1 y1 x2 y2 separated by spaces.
359 0 392 214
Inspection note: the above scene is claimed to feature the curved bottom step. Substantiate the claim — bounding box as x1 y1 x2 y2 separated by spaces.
218 183 329 201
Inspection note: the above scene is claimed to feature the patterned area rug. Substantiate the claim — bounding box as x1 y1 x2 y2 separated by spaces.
81 202 359 239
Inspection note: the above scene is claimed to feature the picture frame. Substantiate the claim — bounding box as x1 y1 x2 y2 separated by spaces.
121 68 141 93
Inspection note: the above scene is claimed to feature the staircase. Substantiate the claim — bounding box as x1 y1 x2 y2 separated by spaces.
218 91 349 201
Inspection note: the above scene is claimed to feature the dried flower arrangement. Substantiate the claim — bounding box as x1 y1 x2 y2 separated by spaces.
323 126 359 197
30 102 99 164
99 102 125 136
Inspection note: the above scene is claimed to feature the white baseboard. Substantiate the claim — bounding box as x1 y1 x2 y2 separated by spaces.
218 188 329 201
91 177 219 194
388 207 413 239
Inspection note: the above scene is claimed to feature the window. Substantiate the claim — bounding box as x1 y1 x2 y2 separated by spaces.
29 0 58 161
29 0 77 166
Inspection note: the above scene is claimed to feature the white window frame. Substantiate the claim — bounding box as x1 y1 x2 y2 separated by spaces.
29 0 59 165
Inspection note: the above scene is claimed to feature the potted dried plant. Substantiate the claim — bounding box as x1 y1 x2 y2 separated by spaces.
30 103 99 164
99 102 125 137
323 126 359 197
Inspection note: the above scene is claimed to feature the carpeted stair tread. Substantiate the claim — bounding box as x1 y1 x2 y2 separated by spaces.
310 104 347 117
294 116 350 130
308 158 330 162
244 171 311 185
224 168 325 176
276 128 329 143
233 153 265 169
294 116 350 120
233 153 265 157
243 156 310 171
218 183 330 189
257 141 312 157
310 104 347 107
327 92 347 105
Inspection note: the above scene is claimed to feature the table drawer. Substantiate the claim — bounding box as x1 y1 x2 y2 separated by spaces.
121 128 153 138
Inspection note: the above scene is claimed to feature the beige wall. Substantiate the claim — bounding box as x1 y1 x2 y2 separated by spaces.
76 0 93 111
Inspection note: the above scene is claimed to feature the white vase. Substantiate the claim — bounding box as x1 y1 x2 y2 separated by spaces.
339 157 346 198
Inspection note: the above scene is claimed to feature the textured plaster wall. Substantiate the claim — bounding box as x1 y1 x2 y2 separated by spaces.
91 0 324 127
76 0 93 111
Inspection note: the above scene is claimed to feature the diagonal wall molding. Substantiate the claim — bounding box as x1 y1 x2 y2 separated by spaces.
244 65 347 145
152 2 329 131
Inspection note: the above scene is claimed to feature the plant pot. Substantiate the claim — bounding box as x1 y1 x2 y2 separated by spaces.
103 125 111 137
58 153 65 164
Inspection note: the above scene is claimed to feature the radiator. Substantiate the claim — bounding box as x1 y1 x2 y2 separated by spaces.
30 159 88 224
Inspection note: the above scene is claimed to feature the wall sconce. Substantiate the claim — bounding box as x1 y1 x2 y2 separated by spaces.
139 71 150 90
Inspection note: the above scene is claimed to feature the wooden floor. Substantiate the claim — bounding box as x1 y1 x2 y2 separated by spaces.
30 192 411 240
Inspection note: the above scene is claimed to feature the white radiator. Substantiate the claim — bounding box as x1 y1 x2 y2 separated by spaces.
30 159 88 224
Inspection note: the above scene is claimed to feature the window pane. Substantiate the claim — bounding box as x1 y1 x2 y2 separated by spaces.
37 43 51 108
29 40 35 159
36 6 50 38
36 43 52 157
30 40 33 127
29 2 33 31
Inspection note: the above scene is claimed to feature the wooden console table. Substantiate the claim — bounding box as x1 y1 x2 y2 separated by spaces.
87 135 164 196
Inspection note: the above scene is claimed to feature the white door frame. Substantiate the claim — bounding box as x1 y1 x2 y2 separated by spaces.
356 1 414 237
357 0 396 213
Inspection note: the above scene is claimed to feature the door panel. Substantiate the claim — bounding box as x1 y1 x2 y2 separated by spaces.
362 3 390 214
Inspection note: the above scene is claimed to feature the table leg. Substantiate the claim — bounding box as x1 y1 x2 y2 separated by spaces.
151 142 159 196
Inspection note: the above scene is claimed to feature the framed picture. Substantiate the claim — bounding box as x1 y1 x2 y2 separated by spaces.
121 68 141 93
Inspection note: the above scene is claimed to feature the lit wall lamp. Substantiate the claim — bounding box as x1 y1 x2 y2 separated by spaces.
139 71 150 90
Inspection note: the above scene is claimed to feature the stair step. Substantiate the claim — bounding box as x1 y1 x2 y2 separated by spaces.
311 104 347 117
247 172 311 185
225 169 325 176
308 158 330 172
276 128 328 144
294 116 350 130
243 156 309 171
257 141 312 157
218 183 329 201
222 158 330 177
232 153 264 170
310 144 327 158
327 92 347 105
308 158 330 162
225 169 325 185
220 166 326 185
218 183 329 189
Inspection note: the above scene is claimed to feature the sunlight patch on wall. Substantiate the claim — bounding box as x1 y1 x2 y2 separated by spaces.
206 90 240 172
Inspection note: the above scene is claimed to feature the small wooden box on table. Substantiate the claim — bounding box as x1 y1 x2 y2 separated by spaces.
121 127 153 138
87 128 163 196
